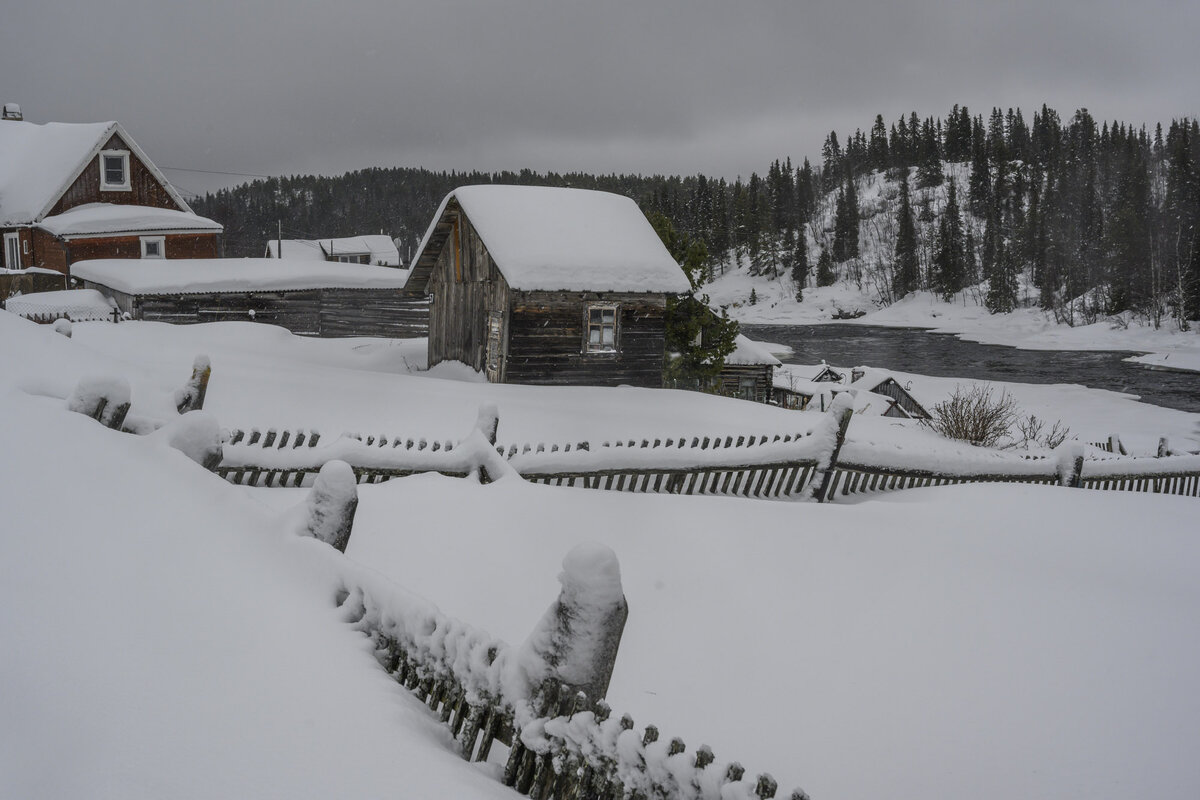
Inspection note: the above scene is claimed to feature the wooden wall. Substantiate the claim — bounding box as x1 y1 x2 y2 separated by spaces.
85 283 429 339
718 364 775 403
505 292 668 387
50 132 184 216
427 206 508 372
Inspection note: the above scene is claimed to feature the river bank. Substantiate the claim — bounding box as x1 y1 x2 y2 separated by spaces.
704 270 1200 373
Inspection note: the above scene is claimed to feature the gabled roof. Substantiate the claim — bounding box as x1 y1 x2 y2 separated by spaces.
37 203 222 238
408 185 691 294
0 120 193 225
725 334 783 367
266 235 401 266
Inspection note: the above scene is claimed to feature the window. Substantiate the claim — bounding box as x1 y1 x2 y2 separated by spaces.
99 150 131 191
140 236 165 258
4 233 21 269
584 304 618 353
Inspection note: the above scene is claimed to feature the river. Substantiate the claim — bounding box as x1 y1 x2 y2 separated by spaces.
742 323 1200 413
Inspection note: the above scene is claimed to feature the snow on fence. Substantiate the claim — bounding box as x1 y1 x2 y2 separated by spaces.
330 541 805 800
216 398 853 500
215 401 1200 501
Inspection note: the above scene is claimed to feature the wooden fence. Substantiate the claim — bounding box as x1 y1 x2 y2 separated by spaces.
215 408 1200 503
336 568 805 800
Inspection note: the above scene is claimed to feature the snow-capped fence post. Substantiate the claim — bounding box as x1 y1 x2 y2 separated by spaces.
810 393 855 503
1158 437 1170 458
67 375 131 431
175 355 211 413
517 542 628 707
301 460 359 552
1056 443 1085 488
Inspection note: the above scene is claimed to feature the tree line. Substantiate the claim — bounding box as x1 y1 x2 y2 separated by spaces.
193 104 1200 327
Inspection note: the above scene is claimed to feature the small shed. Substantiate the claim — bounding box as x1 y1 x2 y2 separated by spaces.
717 334 782 402
849 367 931 419
73 258 427 338
407 185 691 387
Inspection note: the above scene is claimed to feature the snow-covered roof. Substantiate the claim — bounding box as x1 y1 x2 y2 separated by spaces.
0 120 193 224
72 258 413 295
37 203 223 237
411 185 691 293
265 235 402 266
3 288 115 321
725 334 783 367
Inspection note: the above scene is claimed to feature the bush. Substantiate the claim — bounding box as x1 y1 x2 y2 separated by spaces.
923 384 1018 448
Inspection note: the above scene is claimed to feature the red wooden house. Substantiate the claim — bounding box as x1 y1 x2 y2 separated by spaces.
0 110 222 275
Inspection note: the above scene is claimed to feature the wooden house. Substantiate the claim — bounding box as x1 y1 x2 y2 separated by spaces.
407 186 692 387
811 364 846 383
73 258 427 339
0 113 221 274
849 368 931 419
716 334 781 403
265 235 402 267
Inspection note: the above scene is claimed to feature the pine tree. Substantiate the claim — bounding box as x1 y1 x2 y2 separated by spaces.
892 173 919 298
833 178 860 262
968 117 992 217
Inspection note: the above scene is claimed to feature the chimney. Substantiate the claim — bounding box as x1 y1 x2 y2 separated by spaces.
2 103 23 121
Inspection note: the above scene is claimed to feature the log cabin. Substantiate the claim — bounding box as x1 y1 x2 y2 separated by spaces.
0 109 222 275
716 334 781 403
407 186 692 387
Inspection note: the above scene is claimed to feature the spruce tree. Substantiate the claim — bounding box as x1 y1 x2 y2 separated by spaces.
892 174 919 299
816 247 836 287
933 182 967 300
791 232 809 301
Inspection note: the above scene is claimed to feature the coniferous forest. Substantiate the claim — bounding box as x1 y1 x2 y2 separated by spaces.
194 104 1200 328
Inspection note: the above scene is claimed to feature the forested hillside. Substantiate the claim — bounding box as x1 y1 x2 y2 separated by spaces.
193 105 1200 327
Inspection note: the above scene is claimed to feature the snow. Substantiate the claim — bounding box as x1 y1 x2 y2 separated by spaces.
3 311 1199 800
267 235 401 267
0 120 116 223
412 185 692 293
72 257 413 295
725 333 782 366
3 288 115 321
37 202 222 236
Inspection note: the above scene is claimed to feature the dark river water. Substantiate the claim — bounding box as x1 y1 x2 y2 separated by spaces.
743 323 1200 413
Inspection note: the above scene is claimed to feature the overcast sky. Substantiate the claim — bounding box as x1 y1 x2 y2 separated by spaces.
3 0 1198 199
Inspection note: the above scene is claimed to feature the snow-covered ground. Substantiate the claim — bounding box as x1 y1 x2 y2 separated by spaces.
2 312 1198 800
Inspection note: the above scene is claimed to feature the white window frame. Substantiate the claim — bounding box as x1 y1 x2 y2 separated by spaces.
584 303 619 354
140 236 165 259
4 232 21 269
99 150 131 191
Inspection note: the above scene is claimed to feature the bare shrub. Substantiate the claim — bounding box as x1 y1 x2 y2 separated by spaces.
923 384 1019 448
1016 413 1072 450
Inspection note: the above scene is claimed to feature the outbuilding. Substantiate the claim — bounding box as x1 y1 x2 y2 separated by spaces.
73 258 426 338
407 185 691 387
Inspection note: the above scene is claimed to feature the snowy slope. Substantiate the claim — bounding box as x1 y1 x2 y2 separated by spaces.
703 165 1200 372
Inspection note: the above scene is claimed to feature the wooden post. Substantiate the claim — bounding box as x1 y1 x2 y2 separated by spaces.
302 460 359 552
811 401 854 503
175 355 212 413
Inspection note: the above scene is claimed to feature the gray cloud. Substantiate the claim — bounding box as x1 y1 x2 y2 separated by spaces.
3 0 1197 197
